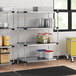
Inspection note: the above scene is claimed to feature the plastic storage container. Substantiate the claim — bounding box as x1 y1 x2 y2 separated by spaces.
37 49 46 58
66 38 76 62
0 36 2 46
37 33 41 43
48 33 53 43
41 34 47 44
45 50 54 59
44 33 48 40
3 36 10 46
44 19 51 28
0 49 10 64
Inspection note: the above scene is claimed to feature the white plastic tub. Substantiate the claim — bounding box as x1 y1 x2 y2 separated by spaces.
45 50 54 59
37 49 46 58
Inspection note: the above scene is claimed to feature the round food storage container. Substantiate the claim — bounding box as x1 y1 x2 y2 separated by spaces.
48 33 53 43
3 36 10 46
37 49 46 58
37 33 41 43
0 36 2 46
44 33 48 39
45 50 54 59
41 34 47 44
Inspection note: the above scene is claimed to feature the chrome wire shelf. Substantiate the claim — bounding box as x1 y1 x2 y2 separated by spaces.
0 61 12 66
0 46 12 49
17 42 57 46
18 56 57 63
17 27 53 30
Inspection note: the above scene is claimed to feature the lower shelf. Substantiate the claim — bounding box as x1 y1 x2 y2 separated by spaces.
18 56 57 63
0 46 12 49
0 62 12 66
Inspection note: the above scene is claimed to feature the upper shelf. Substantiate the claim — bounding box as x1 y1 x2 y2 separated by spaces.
0 27 14 30
17 11 51 14
0 10 52 14
17 27 25 30
0 10 12 13
26 27 53 30
17 27 53 30
17 42 57 46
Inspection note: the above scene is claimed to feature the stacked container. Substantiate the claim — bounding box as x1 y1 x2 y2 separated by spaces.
48 33 53 43
0 49 10 64
2 35 10 46
41 34 47 44
37 33 41 43
45 50 54 59
37 50 54 59
37 49 46 58
0 35 10 46
37 33 53 44
0 36 2 46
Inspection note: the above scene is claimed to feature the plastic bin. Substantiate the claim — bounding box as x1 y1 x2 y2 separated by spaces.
37 49 46 58
0 49 10 64
2 35 10 46
45 50 54 59
66 38 76 62
0 36 2 46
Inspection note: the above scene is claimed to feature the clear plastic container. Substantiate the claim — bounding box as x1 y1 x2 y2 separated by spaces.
44 33 48 41
41 17 44 27
2 35 10 46
45 50 54 59
0 36 2 46
48 33 53 43
41 34 47 44
37 33 41 43
37 49 46 58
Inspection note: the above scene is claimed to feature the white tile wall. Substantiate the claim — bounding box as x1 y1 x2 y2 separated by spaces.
0 0 53 8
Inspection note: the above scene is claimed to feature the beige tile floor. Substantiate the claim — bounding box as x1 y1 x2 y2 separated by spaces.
0 59 76 76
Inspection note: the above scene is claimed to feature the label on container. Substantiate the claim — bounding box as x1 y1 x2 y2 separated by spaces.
44 40 47 43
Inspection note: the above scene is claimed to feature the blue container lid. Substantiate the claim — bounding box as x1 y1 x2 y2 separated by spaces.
37 49 46 52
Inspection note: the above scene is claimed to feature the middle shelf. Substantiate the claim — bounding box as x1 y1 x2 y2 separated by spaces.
17 42 57 46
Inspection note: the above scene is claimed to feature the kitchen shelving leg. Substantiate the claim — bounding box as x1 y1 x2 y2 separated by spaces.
71 57 74 62
17 58 19 64
17 45 19 64
24 63 26 69
24 12 26 69
66 38 69 60
66 55 69 60
56 10 59 66
12 64 15 72
24 46 26 69
12 47 15 71
10 46 14 71
17 10 20 64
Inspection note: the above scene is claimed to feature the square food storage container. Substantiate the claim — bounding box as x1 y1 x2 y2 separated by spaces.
37 49 46 58
45 50 54 59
